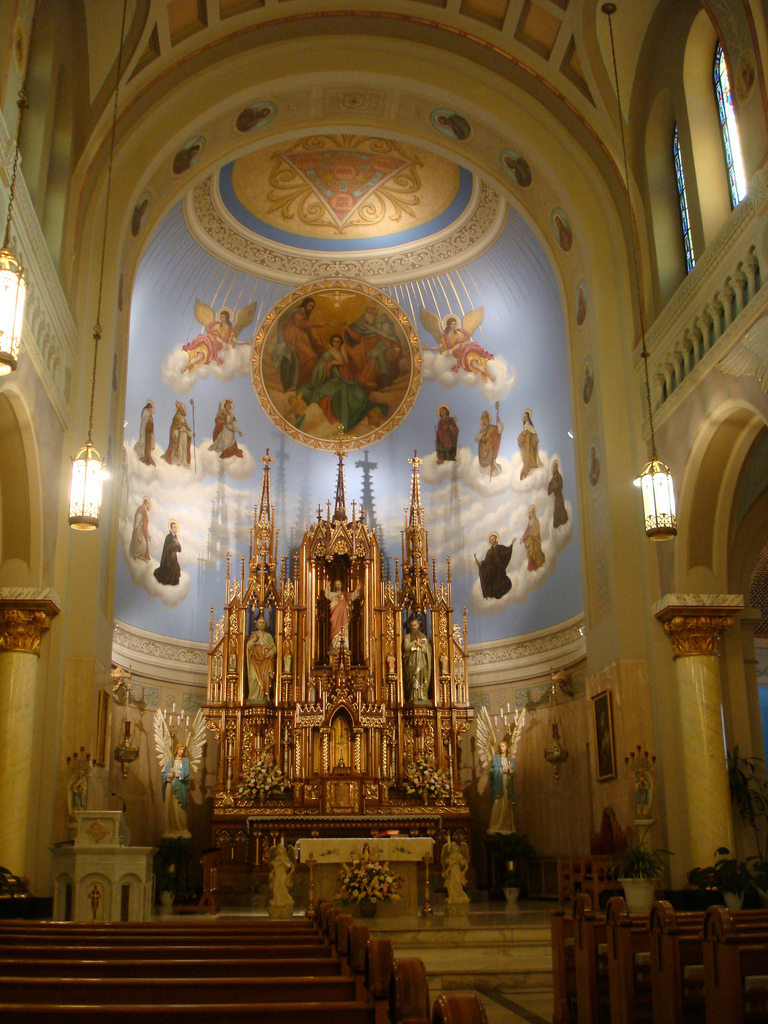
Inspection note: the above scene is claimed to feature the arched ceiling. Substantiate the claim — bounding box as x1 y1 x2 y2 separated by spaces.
116 130 584 644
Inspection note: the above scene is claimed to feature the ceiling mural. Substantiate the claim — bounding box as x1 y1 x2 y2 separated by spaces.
252 280 421 450
117 140 583 645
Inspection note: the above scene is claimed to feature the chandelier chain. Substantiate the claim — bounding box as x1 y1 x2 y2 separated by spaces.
87 0 128 446
604 5 658 461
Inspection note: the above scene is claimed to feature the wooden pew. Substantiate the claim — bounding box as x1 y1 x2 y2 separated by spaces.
0 955 344 979
573 893 608 1024
551 907 576 1024
702 905 768 1024
0 940 333 959
0 1002 376 1024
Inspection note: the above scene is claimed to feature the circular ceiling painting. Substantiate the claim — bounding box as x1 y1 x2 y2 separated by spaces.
252 279 421 450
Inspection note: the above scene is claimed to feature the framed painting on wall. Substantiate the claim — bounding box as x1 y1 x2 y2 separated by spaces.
592 689 616 781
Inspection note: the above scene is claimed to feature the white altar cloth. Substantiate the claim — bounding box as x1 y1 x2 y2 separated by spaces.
295 837 434 916
295 837 434 864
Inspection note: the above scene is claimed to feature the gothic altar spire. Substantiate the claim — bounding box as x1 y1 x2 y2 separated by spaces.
401 451 430 604
332 431 348 522
252 450 277 580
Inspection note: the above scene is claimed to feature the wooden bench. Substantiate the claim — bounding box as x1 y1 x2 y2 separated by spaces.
573 893 609 1024
559 856 621 909
551 907 577 1024
702 905 768 1024
0 955 344 978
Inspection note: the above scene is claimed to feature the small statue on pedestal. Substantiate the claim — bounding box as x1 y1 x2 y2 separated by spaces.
268 842 296 918
441 839 470 915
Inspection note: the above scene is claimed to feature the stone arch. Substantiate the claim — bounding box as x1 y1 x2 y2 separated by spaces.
0 386 43 587
674 400 768 593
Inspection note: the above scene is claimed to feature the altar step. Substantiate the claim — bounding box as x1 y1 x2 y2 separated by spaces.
367 909 554 996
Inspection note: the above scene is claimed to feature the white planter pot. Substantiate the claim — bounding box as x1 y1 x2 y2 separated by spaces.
723 891 744 911
620 877 655 915
503 886 520 906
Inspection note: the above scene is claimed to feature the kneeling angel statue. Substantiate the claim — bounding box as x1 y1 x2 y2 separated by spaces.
476 705 526 835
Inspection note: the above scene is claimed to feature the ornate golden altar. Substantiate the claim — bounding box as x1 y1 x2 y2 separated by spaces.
203 447 473 880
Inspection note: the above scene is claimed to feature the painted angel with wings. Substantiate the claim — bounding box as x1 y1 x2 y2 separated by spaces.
718 315 768 394
154 708 207 838
476 705 525 835
419 307 496 382
181 299 258 374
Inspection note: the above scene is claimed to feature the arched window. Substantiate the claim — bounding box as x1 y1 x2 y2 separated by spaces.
714 41 747 207
673 125 695 272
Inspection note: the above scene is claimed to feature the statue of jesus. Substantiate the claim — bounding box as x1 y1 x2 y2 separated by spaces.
324 579 359 651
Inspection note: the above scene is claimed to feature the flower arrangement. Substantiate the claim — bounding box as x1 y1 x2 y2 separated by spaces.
239 753 287 801
403 755 451 801
337 851 401 906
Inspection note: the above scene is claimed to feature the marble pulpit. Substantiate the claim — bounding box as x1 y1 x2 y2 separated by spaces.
295 836 434 916
51 810 155 921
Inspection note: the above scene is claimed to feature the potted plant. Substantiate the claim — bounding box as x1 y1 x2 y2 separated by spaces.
689 847 755 910
613 825 670 914
497 832 536 904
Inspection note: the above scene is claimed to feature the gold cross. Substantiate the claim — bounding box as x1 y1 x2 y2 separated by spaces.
260 449 274 467
408 450 423 469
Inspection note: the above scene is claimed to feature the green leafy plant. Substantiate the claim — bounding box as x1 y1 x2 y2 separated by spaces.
689 847 755 897
727 746 768 864
0 866 28 898
613 825 670 881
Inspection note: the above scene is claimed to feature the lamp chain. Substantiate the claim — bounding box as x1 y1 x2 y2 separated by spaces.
87 0 128 446
604 4 658 461
3 2 38 252
2 89 28 252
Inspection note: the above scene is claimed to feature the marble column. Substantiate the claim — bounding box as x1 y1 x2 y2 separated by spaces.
0 588 60 879
654 594 743 869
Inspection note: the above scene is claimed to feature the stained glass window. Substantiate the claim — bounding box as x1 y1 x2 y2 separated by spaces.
714 42 747 207
673 125 695 273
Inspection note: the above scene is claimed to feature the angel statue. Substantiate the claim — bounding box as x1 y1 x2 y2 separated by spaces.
154 707 208 838
419 307 496 382
181 299 258 374
441 839 470 913
268 842 296 919
476 705 526 835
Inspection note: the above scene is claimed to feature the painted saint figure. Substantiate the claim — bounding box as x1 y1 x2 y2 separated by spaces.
435 404 459 463
272 297 327 392
521 505 545 572
209 398 243 459
343 303 402 391
154 520 182 586
161 742 191 838
161 401 193 466
134 400 156 466
325 579 359 651
489 741 516 834
246 616 277 705
475 532 515 599
517 409 542 480
403 615 432 704
476 404 503 478
589 444 601 487
129 497 152 561
547 460 569 529
298 335 387 433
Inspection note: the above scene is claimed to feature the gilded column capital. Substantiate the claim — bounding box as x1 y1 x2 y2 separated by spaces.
0 588 61 656
653 593 744 657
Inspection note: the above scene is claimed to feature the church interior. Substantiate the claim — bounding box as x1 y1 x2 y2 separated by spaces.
1 0 768 1016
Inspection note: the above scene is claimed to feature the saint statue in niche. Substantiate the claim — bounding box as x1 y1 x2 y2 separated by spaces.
403 615 432 704
325 579 359 652
246 616 277 705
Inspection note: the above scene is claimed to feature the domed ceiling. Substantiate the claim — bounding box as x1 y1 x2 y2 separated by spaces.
117 133 583 645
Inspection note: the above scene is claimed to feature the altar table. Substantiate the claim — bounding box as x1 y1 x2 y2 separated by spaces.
295 836 434 916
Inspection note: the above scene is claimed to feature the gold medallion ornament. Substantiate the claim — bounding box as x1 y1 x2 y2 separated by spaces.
252 279 421 451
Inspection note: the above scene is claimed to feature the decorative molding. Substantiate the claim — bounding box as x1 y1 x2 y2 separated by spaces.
467 614 585 686
186 174 505 286
654 594 745 657
0 588 60 656
112 620 208 686
0 115 75 427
